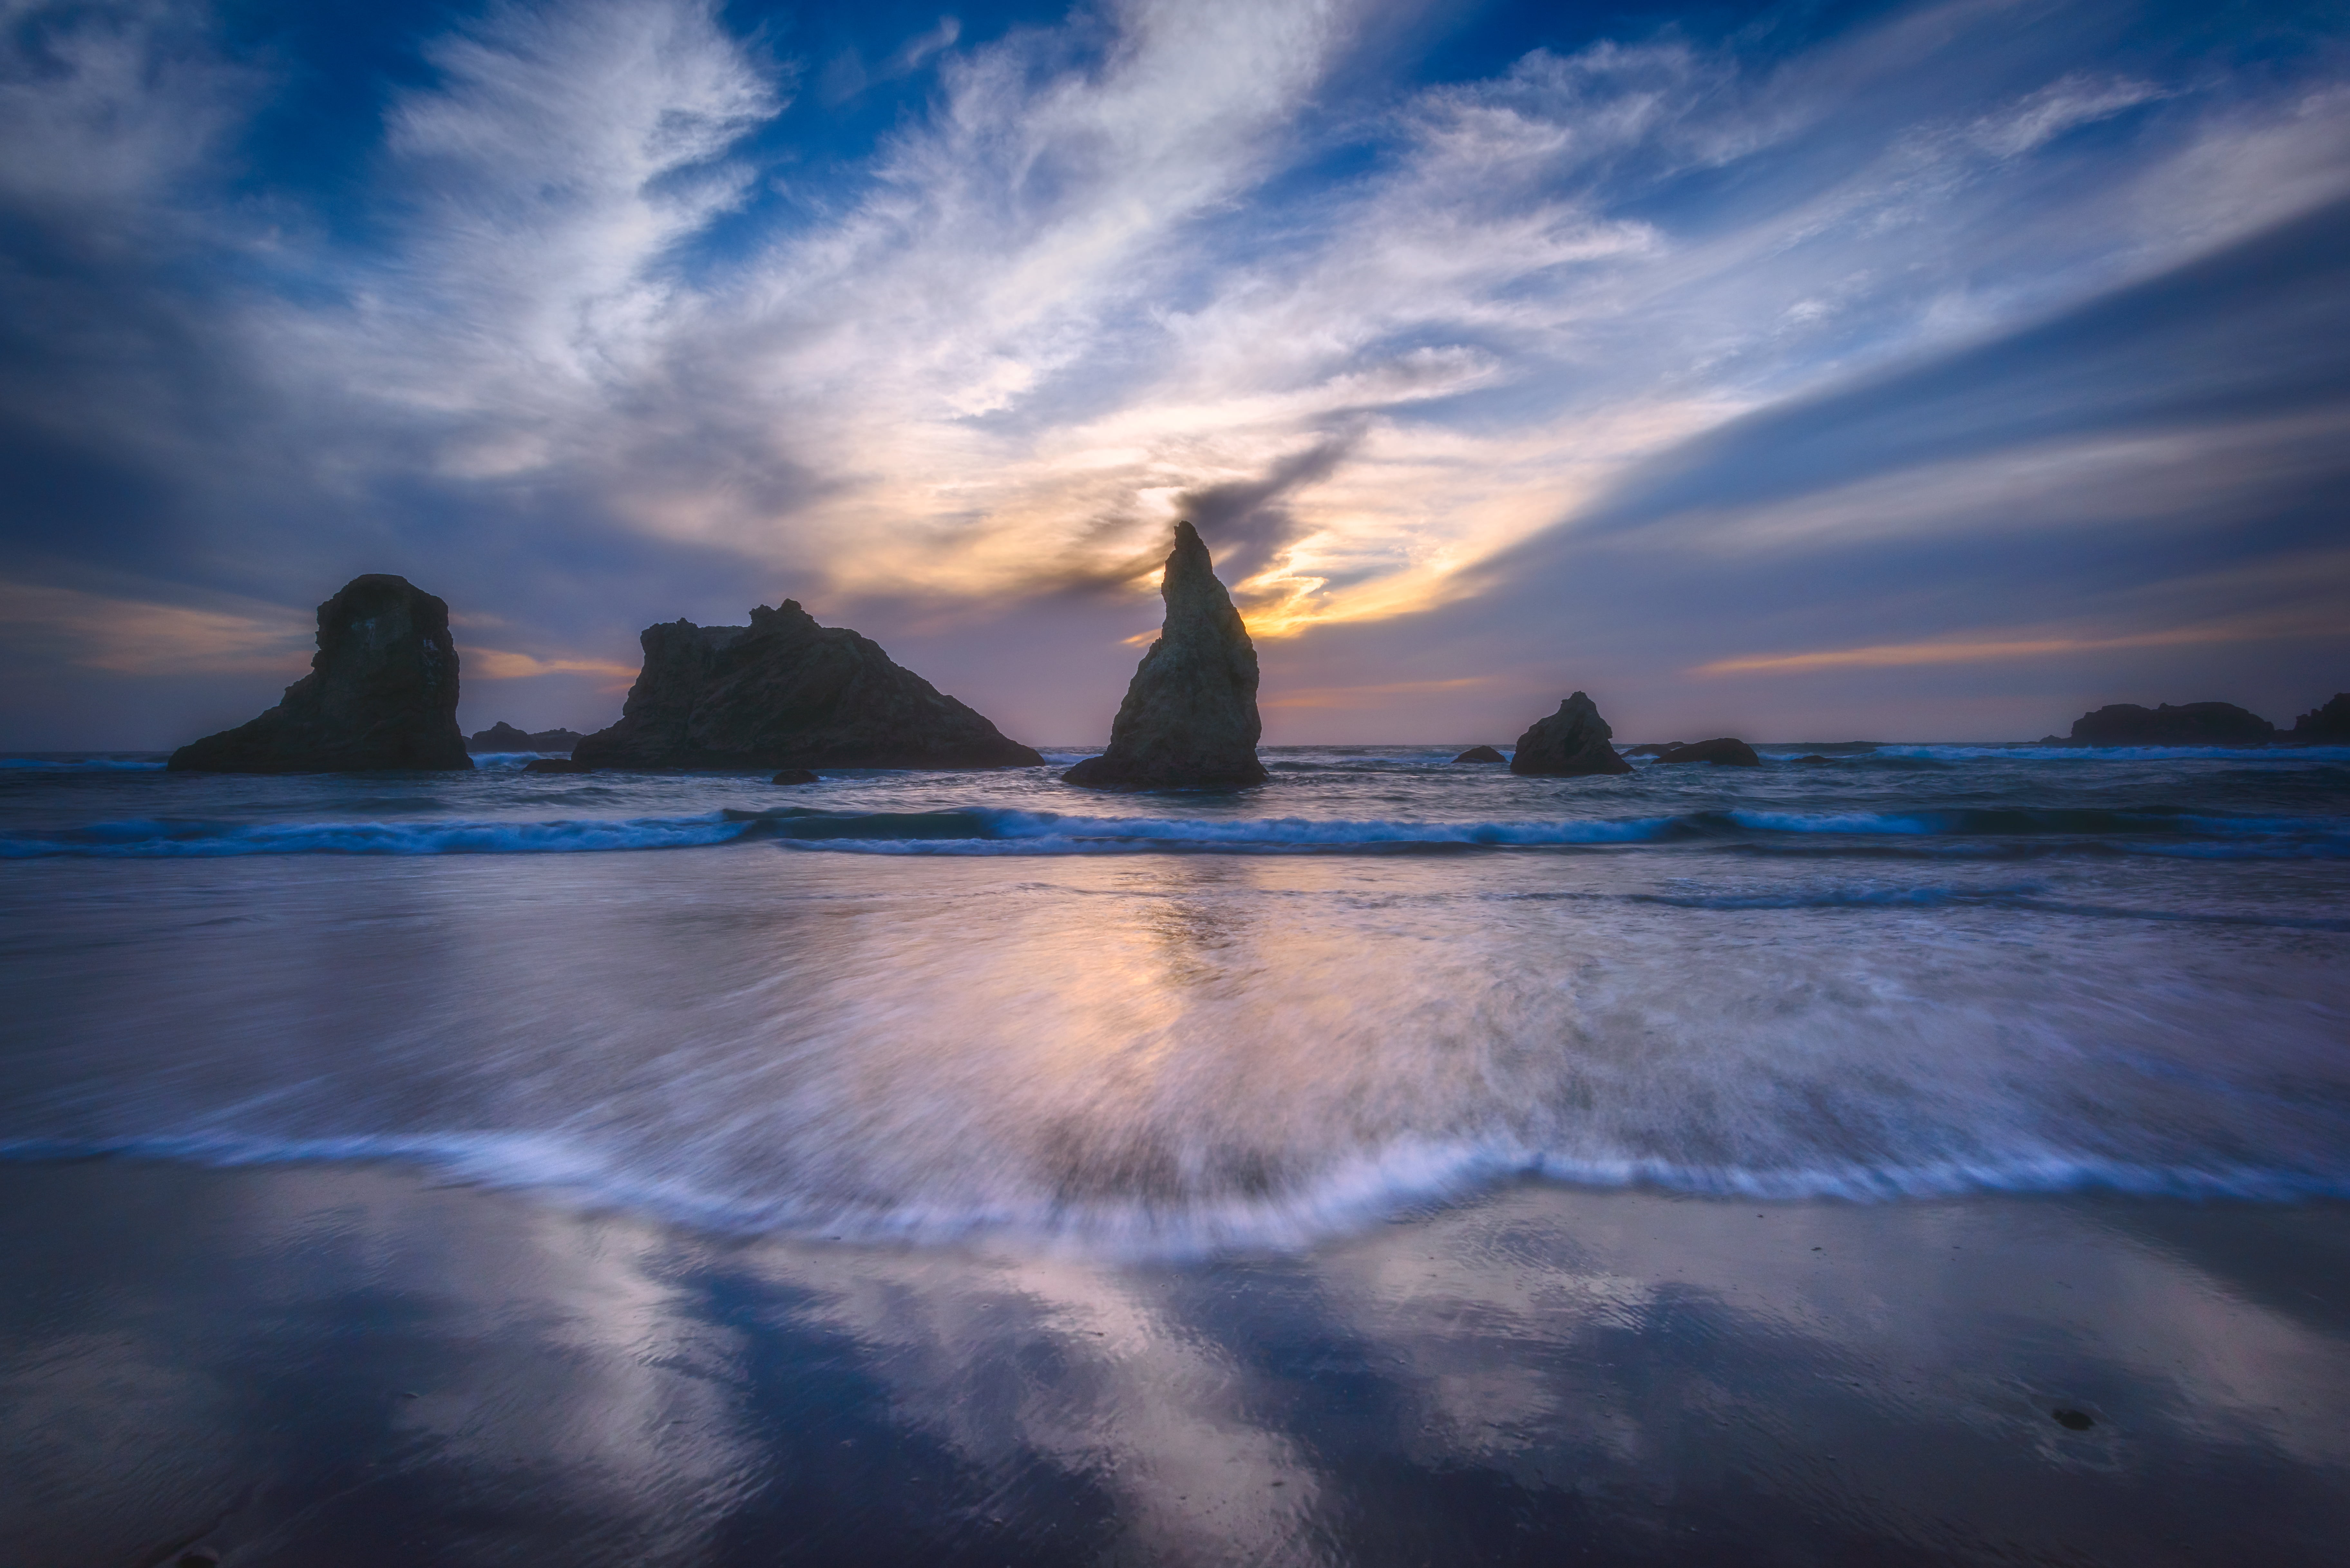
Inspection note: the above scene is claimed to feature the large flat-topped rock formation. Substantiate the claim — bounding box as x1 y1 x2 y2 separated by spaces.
1064 522 1267 789
572 601 1042 771
2068 701 2273 746
1508 691 1632 776
169 575 472 773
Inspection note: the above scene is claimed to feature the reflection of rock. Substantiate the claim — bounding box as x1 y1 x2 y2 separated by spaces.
1508 692 1632 776
1654 737 1762 767
1451 745 1506 764
523 758 593 774
2067 701 2273 746
2288 693 2350 742
168 575 472 773
574 602 1042 771
469 722 585 753
771 769 819 785
1063 522 1268 789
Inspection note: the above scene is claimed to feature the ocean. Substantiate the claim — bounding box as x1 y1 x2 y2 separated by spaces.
4 742 2348 1563
6 741 2347 1246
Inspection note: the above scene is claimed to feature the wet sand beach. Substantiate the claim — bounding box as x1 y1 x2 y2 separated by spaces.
4 1160 2347 1566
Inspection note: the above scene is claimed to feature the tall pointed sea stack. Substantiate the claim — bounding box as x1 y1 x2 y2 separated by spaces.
1064 522 1268 789
571 601 1042 770
168 574 472 773
1508 691 1632 776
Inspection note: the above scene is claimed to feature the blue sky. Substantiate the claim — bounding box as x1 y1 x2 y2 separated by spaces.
2 0 2345 746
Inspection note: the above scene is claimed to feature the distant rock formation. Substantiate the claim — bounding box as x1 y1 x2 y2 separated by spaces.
168 575 471 773
770 769 819 785
2288 693 2350 743
469 722 585 753
1792 754 1835 765
1622 743 1685 758
1508 692 1632 777
573 602 1041 771
2067 701 2273 746
1452 745 1507 764
1654 737 1762 767
1063 522 1268 789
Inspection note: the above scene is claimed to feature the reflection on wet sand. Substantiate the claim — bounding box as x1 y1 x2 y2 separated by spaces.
4 1160 2344 1567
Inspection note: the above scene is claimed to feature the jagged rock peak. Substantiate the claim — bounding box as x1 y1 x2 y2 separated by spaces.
2288 693 2349 742
1508 691 1632 777
571 599 1042 771
168 574 472 774
1063 522 1268 789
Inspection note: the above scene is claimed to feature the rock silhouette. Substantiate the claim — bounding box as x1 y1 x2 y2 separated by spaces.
168 575 471 773
1508 692 1632 776
770 769 819 785
574 602 1042 771
469 722 585 752
2288 693 2349 742
2068 701 2273 746
1654 737 1762 767
1452 745 1507 763
1063 522 1267 789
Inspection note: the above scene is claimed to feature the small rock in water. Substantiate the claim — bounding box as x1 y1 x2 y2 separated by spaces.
1792 754 1834 765
2052 1408 2095 1431
771 768 819 785
1654 737 1762 767
1508 692 1633 777
1451 745 1506 764
522 758 594 774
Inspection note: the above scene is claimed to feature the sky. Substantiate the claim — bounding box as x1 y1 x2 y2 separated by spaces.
2 0 2345 748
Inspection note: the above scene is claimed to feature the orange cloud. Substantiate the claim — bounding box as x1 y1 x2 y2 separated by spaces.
1690 621 2295 677
461 647 640 685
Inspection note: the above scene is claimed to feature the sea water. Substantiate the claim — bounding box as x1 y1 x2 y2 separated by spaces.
3 743 2346 1255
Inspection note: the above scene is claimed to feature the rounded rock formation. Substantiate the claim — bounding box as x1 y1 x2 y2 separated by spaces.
1451 745 1507 764
1654 737 1762 767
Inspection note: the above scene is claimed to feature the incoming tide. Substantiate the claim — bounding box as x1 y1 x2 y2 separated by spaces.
4 742 2347 1254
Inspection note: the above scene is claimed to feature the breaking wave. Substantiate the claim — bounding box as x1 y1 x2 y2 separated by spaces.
5 1128 2346 1256
6 805 2345 858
